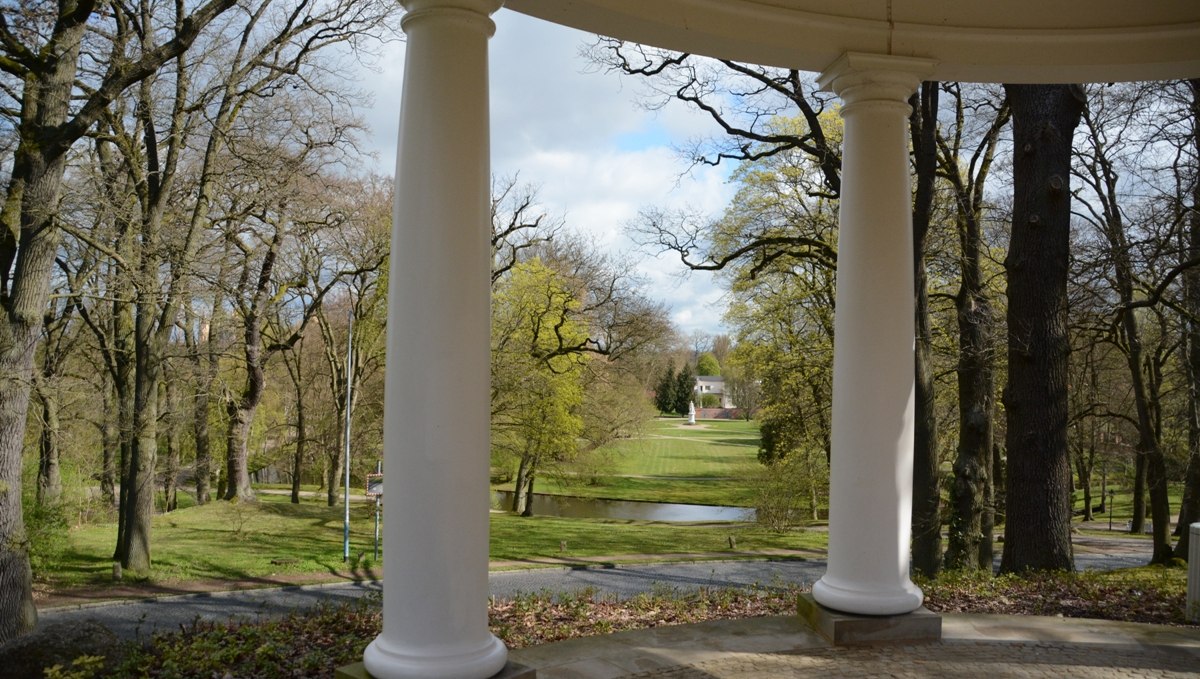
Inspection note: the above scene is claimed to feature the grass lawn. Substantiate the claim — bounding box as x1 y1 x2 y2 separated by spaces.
608 418 760 477
37 492 821 593
489 512 823 563
495 417 763 506
1071 483 1186 533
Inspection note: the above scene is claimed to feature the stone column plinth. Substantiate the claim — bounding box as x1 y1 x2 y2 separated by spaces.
361 2 508 678
811 53 934 617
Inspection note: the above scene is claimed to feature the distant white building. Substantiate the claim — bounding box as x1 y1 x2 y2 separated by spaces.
694 375 735 408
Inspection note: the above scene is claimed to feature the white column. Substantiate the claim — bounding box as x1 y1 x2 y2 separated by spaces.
363 2 508 678
811 53 934 617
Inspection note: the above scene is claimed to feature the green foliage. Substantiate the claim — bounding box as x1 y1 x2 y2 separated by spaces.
752 450 829 529
700 394 720 408
673 363 695 416
654 364 677 415
707 113 841 464
43 655 105 679
25 499 70 579
491 259 587 480
696 352 721 376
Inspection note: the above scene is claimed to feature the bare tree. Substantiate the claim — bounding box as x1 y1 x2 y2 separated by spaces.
0 0 238 641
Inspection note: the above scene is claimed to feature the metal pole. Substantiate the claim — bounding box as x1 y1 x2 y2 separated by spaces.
343 305 354 562
374 460 382 560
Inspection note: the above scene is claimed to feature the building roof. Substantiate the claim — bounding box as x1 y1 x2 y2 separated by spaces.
504 0 1200 83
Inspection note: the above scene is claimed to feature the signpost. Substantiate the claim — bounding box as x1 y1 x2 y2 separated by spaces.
342 309 354 563
366 463 383 560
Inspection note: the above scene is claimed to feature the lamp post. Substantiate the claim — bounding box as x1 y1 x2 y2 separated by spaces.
343 305 354 563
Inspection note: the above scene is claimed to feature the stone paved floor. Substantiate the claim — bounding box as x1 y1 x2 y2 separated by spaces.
508 614 1200 678
624 642 1199 678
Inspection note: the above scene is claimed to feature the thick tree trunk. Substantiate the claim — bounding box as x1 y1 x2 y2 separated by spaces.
946 207 996 570
909 83 942 578
224 313 266 502
224 404 255 501
122 327 160 571
999 84 1082 574
0 335 38 643
0 55 82 637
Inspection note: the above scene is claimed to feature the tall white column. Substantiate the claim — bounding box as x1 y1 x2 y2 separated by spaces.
811 53 934 617
363 2 508 678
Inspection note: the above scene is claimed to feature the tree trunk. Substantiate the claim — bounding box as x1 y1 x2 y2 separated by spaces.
992 443 1006 526
326 448 341 508
0 37 85 634
112 281 135 562
511 455 529 513
979 447 996 568
121 323 160 572
946 199 996 570
1131 453 1147 533
164 381 180 513
224 403 256 501
0 336 38 643
100 380 118 507
521 474 535 517
999 84 1082 574
291 398 306 504
193 385 212 504
1175 79 1200 561
1076 447 1094 522
34 376 63 506
909 83 942 578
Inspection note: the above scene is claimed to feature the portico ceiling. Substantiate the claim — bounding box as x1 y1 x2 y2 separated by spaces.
504 0 1200 83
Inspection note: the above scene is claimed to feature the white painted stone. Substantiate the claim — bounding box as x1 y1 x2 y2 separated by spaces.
810 53 932 617
362 1 508 678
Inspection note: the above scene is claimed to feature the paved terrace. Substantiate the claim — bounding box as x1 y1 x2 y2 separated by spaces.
509 613 1200 678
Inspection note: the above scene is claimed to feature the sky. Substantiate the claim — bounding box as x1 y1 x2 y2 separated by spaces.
357 9 738 339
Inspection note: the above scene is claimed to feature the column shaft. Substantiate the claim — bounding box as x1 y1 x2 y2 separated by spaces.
364 2 507 677
812 53 933 616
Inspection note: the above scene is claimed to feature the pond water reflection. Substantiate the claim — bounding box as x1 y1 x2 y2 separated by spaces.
491 490 756 522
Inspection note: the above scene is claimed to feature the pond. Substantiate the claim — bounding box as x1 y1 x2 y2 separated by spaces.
490 490 756 523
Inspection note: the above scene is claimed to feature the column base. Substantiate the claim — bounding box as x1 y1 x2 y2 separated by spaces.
337 659 533 679
798 593 941 646
812 574 924 616
361 634 509 679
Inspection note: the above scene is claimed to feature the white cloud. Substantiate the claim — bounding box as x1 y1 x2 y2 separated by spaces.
360 9 739 338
